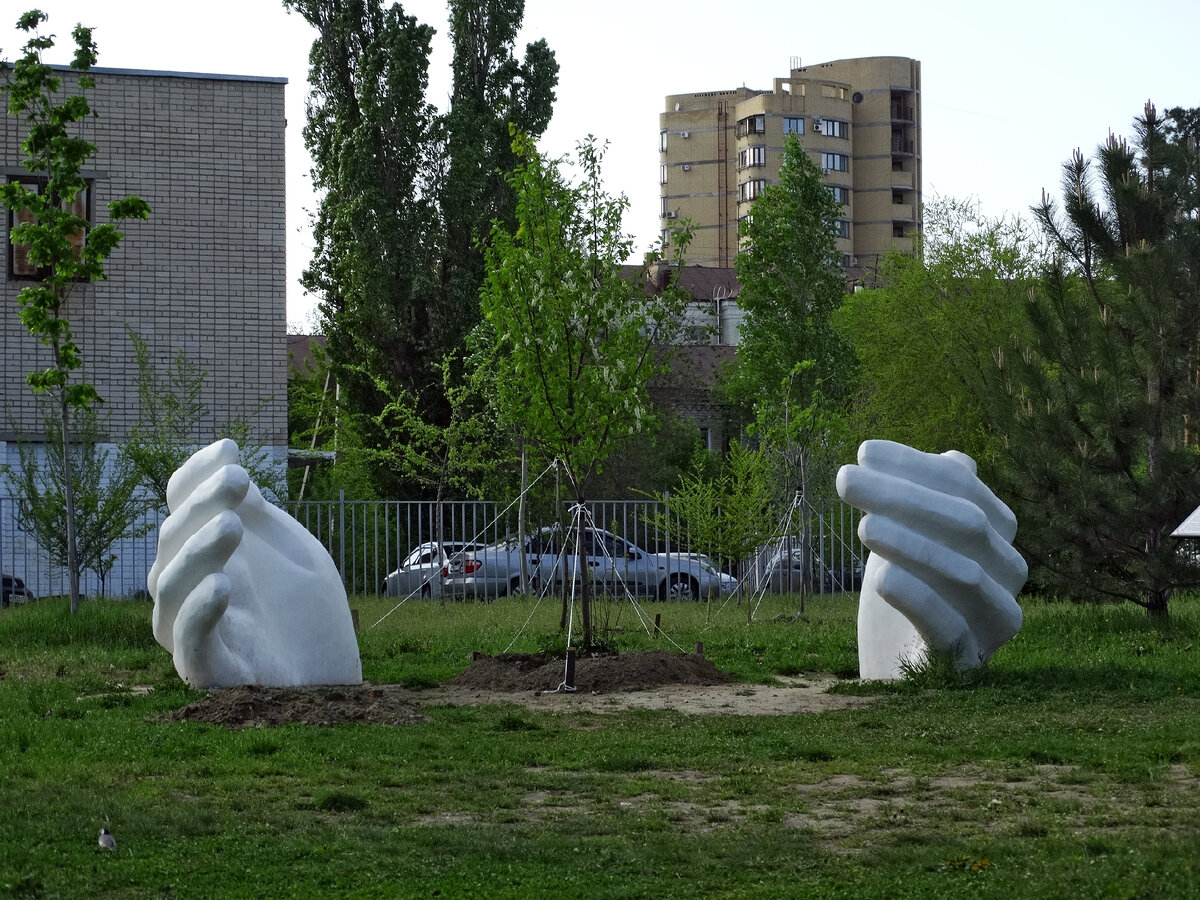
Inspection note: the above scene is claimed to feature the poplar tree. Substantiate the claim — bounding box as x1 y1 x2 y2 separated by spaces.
284 0 557 499
284 0 441 498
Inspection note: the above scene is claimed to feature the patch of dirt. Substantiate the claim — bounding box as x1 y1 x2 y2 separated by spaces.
449 649 730 693
162 683 427 730
161 650 867 729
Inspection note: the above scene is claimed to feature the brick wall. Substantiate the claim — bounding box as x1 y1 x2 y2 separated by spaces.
1 66 287 447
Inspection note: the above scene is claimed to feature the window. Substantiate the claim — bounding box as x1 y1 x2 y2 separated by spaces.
893 222 909 238
816 118 848 139
736 114 765 137
783 117 804 136
659 130 667 152
739 179 766 203
7 177 90 280
699 427 713 451
660 164 667 185
737 146 766 169
820 152 849 173
835 219 850 239
829 185 850 205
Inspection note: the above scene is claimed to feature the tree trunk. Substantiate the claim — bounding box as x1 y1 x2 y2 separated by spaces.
797 449 811 615
578 504 592 651
1146 584 1170 621
517 441 529 593
60 390 81 614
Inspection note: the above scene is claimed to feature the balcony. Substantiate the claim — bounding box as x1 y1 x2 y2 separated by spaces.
891 138 915 155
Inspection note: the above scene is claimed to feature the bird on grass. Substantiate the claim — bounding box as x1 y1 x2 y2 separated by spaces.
98 828 116 852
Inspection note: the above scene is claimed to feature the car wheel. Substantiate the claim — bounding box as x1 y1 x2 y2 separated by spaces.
662 575 698 601
508 575 540 596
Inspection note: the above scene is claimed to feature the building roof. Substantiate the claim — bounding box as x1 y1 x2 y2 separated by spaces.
48 63 286 84
287 334 326 376
1172 506 1200 538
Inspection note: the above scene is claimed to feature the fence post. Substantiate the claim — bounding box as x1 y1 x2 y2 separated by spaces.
338 489 346 586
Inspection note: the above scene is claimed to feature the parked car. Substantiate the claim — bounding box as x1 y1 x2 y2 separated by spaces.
442 526 737 601
1 574 35 607
382 541 482 599
749 539 864 595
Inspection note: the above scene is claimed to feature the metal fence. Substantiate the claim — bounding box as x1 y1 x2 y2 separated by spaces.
0 492 866 602
0 497 165 601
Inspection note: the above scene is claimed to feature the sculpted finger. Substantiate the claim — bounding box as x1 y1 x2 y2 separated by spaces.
842 466 1027 597
153 509 244 615
840 466 996 559
859 514 1024 646
151 465 250 578
872 560 979 662
172 572 249 688
855 441 1017 541
165 439 241 511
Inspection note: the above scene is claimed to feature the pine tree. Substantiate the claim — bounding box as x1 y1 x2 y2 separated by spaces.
992 103 1200 617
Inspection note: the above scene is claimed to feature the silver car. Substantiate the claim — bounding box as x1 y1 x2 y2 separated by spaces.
443 526 737 601
382 541 481 599
749 538 864 594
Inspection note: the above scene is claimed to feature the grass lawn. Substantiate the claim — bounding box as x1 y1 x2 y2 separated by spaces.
2 590 1198 898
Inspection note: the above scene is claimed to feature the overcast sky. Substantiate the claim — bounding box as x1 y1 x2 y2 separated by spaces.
5 0 1198 331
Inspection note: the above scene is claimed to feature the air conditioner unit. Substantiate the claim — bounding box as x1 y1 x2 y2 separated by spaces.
681 131 690 139
812 122 822 133
665 211 677 219
850 257 859 266
822 167 832 175
681 164 691 171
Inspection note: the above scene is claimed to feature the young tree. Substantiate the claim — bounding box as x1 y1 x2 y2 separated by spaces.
480 132 693 647
283 0 442 498
836 198 1042 472
5 405 149 597
651 441 774 606
729 135 856 500
0 11 150 612
124 328 284 508
991 103 1200 618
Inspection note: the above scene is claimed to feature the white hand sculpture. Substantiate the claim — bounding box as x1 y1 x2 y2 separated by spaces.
148 440 361 688
835 440 1027 680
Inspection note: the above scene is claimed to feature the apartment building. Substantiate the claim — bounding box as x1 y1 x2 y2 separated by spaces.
1 65 289 596
660 56 922 273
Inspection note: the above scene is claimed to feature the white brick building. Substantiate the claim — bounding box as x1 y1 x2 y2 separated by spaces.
1 66 289 597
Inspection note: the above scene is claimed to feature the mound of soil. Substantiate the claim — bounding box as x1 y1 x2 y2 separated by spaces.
162 650 735 729
163 683 427 730
450 649 732 693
